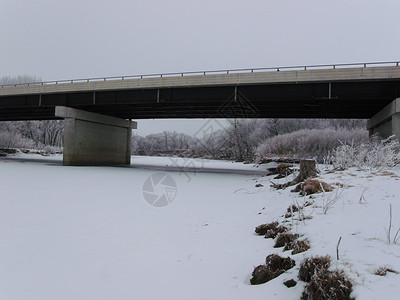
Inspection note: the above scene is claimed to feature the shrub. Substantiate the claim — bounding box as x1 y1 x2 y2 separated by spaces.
302 269 354 300
265 254 296 272
265 225 288 239
299 256 331 282
256 128 368 162
284 239 311 255
255 222 279 235
250 254 295 285
274 232 299 248
325 135 400 171
250 265 274 285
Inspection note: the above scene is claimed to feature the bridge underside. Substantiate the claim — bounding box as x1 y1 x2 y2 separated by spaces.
1 65 400 165
1 81 400 121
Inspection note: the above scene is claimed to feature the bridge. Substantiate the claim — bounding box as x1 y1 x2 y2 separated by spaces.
1 62 400 165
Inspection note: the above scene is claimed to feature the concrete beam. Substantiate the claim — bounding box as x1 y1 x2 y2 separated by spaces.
2 66 400 96
367 98 400 139
55 106 137 166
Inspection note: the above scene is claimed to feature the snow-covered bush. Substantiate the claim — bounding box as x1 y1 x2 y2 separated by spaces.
302 269 354 300
325 135 400 171
299 256 331 282
250 254 295 285
256 128 368 162
0 120 63 150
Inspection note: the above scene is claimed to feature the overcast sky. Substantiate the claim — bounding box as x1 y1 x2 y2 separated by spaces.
2 0 400 136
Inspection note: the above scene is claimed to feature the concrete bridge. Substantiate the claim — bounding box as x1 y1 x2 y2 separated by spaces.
1 62 400 165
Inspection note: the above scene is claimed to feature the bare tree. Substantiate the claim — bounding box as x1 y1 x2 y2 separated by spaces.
0 75 64 150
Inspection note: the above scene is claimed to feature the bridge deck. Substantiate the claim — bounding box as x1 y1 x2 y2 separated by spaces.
1 65 400 120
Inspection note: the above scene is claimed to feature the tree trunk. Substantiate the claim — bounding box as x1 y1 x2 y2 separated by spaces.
271 159 317 190
297 160 317 181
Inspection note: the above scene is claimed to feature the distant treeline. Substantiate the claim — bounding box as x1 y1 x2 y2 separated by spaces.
132 119 368 162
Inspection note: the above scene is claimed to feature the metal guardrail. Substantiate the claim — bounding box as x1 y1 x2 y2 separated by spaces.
1 61 399 88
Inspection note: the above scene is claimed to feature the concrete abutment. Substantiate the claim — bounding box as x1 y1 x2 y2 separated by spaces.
367 98 400 140
55 106 137 166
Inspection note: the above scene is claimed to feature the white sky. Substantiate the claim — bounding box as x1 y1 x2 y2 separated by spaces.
1 0 400 136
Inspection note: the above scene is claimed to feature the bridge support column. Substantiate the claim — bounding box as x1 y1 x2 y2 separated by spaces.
55 106 137 166
367 98 400 140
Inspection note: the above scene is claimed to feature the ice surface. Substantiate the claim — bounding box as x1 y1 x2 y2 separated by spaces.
0 154 399 299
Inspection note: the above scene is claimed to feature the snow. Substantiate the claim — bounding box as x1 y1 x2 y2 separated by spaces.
1 154 399 299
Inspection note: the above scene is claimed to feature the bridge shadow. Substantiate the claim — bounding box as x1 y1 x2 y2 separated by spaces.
0 155 271 176
126 163 270 176
0 155 63 166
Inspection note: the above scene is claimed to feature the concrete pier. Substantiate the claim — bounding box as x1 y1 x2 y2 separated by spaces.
55 106 137 166
367 98 400 139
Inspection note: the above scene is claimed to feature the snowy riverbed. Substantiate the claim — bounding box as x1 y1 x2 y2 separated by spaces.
1 154 399 299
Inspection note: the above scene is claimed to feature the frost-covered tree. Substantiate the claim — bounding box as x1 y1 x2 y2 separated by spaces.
132 118 368 162
0 75 41 86
133 131 198 156
0 75 64 149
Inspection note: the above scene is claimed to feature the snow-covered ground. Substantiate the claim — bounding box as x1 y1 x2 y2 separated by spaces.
1 154 399 299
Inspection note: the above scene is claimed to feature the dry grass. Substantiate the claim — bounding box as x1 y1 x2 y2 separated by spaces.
284 239 311 255
292 179 333 195
374 267 399 276
250 265 274 285
265 254 295 271
302 269 354 300
274 232 299 248
265 225 288 239
255 222 279 236
273 163 294 179
285 204 300 218
276 163 294 173
250 254 295 285
298 255 331 282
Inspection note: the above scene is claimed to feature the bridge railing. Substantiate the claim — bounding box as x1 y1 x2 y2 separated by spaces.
1 61 399 88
